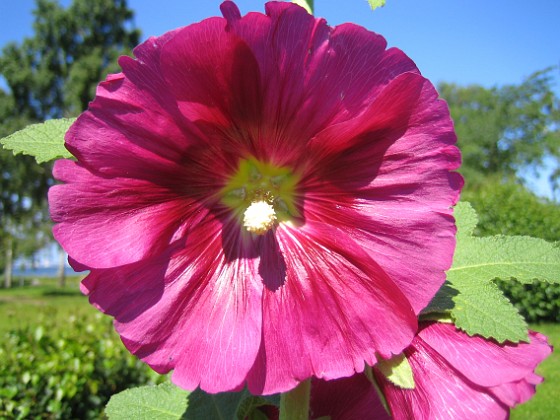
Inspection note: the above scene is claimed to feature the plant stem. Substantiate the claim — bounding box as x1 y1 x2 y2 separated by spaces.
279 378 311 420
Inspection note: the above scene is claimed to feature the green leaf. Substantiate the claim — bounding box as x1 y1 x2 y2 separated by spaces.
454 200 478 237
375 353 414 389
427 202 560 343
453 235 560 284
0 118 75 163
368 0 387 11
453 203 560 285
450 275 528 343
291 0 313 14
105 382 189 420
185 388 279 420
106 382 279 420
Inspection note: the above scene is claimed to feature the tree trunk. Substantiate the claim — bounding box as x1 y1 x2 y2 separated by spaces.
4 237 13 289
57 245 66 288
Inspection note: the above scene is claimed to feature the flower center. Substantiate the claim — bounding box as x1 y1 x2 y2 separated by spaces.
243 200 277 234
221 158 300 234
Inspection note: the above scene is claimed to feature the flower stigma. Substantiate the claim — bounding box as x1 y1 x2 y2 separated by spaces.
221 158 300 234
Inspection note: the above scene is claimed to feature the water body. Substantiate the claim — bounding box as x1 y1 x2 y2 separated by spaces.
12 266 82 278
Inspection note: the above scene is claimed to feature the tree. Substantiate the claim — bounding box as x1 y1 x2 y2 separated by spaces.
0 0 140 286
439 68 560 194
2 0 140 120
0 91 49 288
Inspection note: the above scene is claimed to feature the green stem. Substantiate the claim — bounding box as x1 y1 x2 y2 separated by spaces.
279 378 311 420
292 0 314 14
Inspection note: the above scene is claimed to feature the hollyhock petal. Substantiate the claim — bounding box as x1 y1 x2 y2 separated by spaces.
160 16 263 138
49 159 202 268
310 375 391 420
419 324 552 387
220 1 325 165
66 30 203 178
65 77 190 178
83 217 265 393
489 373 544 407
300 25 418 127
247 223 416 394
69 256 89 273
375 337 509 420
302 72 462 313
221 1 418 165
374 323 551 419
66 110 185 186
66 27 244 187
222 1 323 147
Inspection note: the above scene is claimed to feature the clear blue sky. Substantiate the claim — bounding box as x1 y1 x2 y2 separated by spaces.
1 0 559 197
1 0 558 90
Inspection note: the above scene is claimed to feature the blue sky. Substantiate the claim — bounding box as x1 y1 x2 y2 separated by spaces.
2 0 558 90
1 0 559 197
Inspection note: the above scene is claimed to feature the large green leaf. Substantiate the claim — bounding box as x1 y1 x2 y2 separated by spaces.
424 202 560 343
452 203 560 284
105 382 189 420
105 382 279 420
449 275 528 343
0 118 75 163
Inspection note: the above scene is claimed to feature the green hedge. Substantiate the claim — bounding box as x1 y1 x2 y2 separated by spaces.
494 280 560 323
0 313 162 419
463 181 560 323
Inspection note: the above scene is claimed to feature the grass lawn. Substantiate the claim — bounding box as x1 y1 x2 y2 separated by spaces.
1 279 559 418
0 276 95 333
511 322 560 419
0 276 162 419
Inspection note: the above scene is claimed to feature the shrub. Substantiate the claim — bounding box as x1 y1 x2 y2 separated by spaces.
0 311 162 419
493 280 560 323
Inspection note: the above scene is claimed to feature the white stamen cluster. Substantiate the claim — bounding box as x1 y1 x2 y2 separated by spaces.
243 200 277 235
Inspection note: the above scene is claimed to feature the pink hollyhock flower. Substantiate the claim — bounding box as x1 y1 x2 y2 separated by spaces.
49 1 462 394
373 322 552 419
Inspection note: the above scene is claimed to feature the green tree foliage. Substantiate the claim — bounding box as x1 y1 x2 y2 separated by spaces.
439 68 560 192
0 0 140 284
0 92 51 281
1 0 140 120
